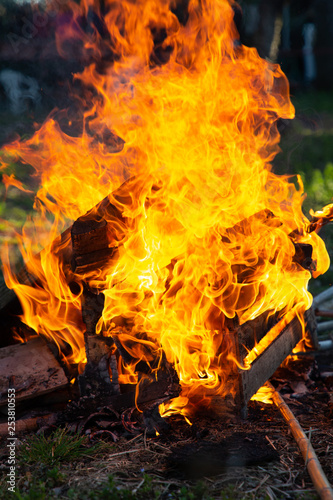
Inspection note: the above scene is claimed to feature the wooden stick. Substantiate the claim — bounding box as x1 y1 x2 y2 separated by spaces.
239 307 316 410
269 383 333 500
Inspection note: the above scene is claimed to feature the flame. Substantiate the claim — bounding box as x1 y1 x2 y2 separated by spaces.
251 384 274 405
0 0 330 414
2 174 33 196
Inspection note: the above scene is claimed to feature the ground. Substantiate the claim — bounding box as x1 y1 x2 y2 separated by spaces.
0 353 332 499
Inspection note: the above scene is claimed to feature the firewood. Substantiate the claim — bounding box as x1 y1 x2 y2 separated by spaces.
235 309 280 361
0 337 69 407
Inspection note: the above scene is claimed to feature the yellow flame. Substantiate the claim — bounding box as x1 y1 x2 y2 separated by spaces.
251 385 274 405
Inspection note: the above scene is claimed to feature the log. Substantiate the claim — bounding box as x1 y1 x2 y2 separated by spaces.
0 337 69 408
235 309 280 361
236 306 318 361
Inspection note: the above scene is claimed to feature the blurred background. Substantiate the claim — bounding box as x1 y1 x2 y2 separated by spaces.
0 0 332 293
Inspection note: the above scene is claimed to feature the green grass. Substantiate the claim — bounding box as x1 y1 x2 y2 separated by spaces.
18 427 103 467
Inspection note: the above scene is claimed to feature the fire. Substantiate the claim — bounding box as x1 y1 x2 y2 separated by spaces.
251 384 274 405
0 0 330 414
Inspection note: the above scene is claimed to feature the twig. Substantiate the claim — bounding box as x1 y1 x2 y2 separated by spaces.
270 484 292 497
265 486 277 500
132 478 145 494
107 449 142 459
143 428 147 450
265 435 277 450
268 383 333 500
150 441 172 453
246 474 270 493
126 433 143 444
305 427 313 468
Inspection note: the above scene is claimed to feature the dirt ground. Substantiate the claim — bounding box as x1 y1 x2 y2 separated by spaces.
0 352 332 499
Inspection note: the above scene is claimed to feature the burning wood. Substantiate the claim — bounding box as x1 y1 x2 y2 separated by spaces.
0 180 325 415
0 0 332 423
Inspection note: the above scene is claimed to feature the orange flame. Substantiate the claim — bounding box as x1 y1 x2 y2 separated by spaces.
0 0 330 414
2 174 33 196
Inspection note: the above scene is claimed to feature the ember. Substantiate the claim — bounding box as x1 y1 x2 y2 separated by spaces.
1 0 332 420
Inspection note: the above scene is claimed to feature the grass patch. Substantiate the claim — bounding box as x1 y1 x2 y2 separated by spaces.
18 427 103 467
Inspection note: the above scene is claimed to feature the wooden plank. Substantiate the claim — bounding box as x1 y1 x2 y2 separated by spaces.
239 310 303 408
0 337 69 407
236 307 318 367
236 310 280 361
